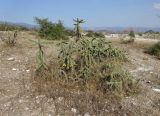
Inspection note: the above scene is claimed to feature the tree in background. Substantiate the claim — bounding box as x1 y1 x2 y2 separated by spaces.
35 17 68 40
128 30 135 43
129 30 135 38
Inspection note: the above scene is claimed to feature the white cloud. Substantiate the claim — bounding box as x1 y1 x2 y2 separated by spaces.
153 3 160 10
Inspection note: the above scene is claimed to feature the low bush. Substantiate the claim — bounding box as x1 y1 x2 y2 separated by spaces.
128 30 135 38
120 31 135 44
146 42 160 58
0 31 18 46
65 29 75 37
121 38 135 44
35 17 68 40
86 30 105 38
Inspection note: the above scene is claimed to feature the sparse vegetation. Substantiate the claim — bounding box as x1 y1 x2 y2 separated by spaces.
138 33 143 36
143 30 160 39
65 29 75 37
129 30 135 38
121 30 135 44
146 41 160 58
86 30 105 38
1 17 159 115
128 30 135 43
0 30 18 46
33 19 139 100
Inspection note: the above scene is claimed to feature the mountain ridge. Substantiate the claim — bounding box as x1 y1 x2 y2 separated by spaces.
0 21 160 32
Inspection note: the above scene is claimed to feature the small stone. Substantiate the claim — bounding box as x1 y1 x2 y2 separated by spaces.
123 114 127 116
71 108 77 113
36 99 40 104
25 107 29 111
12 68 17 71
150 72 153 74
105 109 109 112
152 88 160 93
19 99 23 103
84 112 90 116
8 57 15 61
5 102 11 107
146 81 151 83
57 97 63 102
26 70 30 73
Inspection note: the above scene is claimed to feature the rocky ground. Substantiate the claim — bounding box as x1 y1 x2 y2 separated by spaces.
0 32 160 116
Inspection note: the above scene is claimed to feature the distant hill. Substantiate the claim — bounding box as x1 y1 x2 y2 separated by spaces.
13 23 38 29
83 27 160 33
1 21 160 32
0 21 38 29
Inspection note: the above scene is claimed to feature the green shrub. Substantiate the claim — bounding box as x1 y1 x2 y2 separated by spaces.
128 31 135 43
121 38 134 44
99 65 139 95
138 33 143 36
86 30 105 38
129 30 135 38
65 29 75 37
35 17 68 40
121 31 135 44
147 42 160 58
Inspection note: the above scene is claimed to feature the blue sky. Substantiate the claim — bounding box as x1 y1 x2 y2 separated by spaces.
0 0 160 27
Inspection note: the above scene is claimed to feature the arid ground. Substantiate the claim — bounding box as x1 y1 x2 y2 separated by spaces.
0 32 160 116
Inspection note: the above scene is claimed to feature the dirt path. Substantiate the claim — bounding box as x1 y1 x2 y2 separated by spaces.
119 43 160 116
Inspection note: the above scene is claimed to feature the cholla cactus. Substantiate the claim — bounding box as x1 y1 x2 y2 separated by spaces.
73 18 85 42
35 39 48 71
58 41 75 71
58 37 127 79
